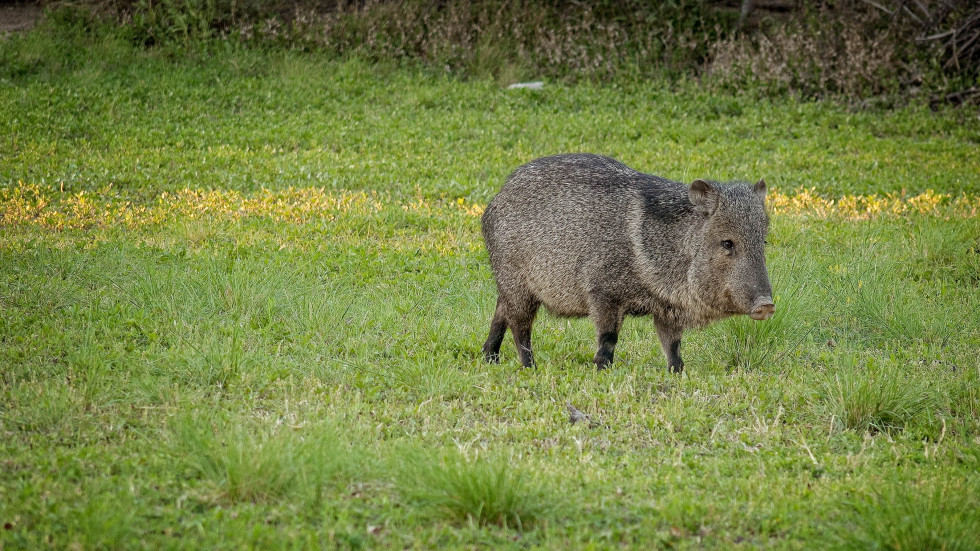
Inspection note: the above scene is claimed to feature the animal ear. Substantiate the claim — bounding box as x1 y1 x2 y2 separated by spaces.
753 178 767 197
689 179 719 215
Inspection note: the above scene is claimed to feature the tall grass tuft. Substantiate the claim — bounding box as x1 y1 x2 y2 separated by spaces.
905 217 980 287
815 355 942 434
713 305 793 372
68 490 139 550
709 256 813 371
6 381 83 438
171 416 352 504
380 357 479 400
834 479 980 550
836 258 935 344
396 450 554 530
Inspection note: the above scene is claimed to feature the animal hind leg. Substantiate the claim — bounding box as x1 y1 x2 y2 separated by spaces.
482 297 508 363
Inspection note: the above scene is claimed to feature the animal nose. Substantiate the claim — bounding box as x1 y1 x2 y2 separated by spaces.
749 298 775 321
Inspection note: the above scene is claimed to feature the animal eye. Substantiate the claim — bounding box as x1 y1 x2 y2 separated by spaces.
721 240 735 251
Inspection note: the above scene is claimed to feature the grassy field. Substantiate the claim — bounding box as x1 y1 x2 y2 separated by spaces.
2 29 980 549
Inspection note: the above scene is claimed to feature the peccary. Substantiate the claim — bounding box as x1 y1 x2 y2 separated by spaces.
481 153 774 373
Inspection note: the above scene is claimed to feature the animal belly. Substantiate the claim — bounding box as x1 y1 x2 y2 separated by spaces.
527 271 590 317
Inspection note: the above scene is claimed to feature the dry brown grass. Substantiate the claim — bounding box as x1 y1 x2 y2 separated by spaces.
252 1 710 83
707 8 915 98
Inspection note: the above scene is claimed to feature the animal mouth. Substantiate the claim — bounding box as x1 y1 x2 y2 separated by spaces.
749 300 775 321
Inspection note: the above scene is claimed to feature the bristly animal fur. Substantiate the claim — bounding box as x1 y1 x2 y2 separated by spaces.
481 153 774 373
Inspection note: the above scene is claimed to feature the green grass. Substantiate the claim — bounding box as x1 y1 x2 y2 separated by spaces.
2 28 980 549
395 449 554 530
169 414 347 504
835 477 980 551
813 353 943 434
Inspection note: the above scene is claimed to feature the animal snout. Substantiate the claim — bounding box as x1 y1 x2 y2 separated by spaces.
749 298 775 321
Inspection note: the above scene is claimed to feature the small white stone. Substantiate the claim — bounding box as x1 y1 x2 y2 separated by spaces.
507 81 545 90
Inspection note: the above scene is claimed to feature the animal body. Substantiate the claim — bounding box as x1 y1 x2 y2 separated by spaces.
481 153 774 373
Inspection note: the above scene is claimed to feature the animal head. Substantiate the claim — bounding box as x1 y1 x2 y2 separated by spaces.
688 178 774 320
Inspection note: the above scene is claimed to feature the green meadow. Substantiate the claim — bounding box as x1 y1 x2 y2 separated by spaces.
2 28 980 549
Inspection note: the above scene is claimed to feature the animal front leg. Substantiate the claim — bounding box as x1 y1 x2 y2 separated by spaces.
511 325 534 367
654 318 684 374
590 298 624 370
